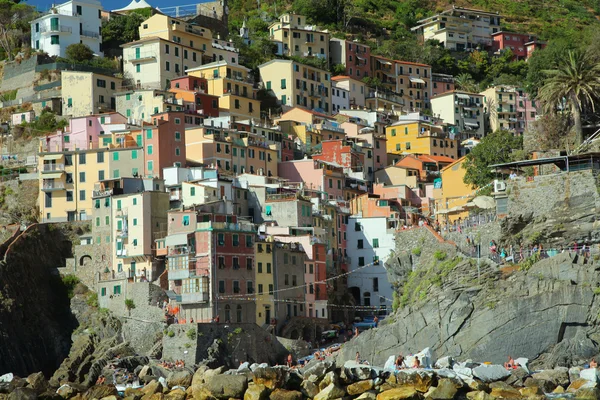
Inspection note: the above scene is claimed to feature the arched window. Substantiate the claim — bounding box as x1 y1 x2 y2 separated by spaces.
225 305 231 322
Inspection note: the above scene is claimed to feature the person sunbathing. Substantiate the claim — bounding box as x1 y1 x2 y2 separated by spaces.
412 356 420 369
395 354 405 369
504 356 515 370
591 358 598 368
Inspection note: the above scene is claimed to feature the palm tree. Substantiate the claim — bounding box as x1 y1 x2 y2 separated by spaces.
454 73 478 93
537 50 600 146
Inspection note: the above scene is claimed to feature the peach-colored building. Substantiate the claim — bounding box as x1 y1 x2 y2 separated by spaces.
277 159 345 201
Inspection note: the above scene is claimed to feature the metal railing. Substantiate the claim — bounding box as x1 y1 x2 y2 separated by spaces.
41 25 72 33
42 163 64 172
42 181 65 190
81 30 99 39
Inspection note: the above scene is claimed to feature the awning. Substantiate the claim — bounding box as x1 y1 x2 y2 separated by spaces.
380 60 392 65
356 56 366 61
456 93 471 100
382 71 396 78
43 154 63 160
43 172 64 179
409 77 425 84
165 233 189 246
465 122 479 127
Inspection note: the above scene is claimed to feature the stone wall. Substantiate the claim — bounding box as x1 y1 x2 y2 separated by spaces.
0 57 39 92
443 221 502 257
70 242 112 289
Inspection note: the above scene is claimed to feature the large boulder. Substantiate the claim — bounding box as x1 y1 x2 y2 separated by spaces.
82 385 119 400
57 385 78 399
347 380 374 396
244 383 268 400
581 368 600 383
268 389 302 400
302 361 335 383
575 387 600 399
300 381 319 398
489 381 521 398
318 372 338 391
26 372 48 394
471 365 510 383
567 378 593 392
167 371 192 388
7 387 38 400
466 391 495 400
38 390 63 400
425 379 458 400
395 370 435 392
434 357 453 370
253 367 285 390
164 389 186 400
376 387 419 400
342 362 375 382
314 383 345 400
504 367 529 387
142 381 163 396
532 368 570 389
204 374 247 399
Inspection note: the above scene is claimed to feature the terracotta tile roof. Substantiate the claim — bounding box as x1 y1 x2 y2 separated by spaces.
417 154 455 163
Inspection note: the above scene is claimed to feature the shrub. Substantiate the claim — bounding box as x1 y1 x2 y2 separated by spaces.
61 274 80 299
186 328 197 340
412 247 422 256
65 43 94 62
124 298 136 315
167 330 175 337
392 291 400 312
233 327 243 334
86 291 99 307
593 287 600 295
434 251 447 261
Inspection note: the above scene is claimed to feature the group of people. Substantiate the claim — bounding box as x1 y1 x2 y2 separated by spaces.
395 354 420 369
159 359 186 369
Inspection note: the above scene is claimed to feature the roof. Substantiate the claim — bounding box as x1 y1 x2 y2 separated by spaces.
432 90 483 98
113 0 152 12
491 31 532 37
394 60 431 68
417 154 455 163
489 153 600 169
187 60 250 73
279 107 332 120
441 156 467 172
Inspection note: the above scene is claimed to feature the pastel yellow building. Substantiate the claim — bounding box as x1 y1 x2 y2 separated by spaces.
277 108 344 154
433 156 473 223
258 60 332 114
139 14 212 54
481 85 519 134
268 13 330 66
62 71 122 118
39 146 144 223
186 61 260 120
254 239 275 325
386 120 458 159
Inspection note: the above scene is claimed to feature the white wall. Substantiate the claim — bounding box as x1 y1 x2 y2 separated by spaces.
346 216 395 314
331 85 349 114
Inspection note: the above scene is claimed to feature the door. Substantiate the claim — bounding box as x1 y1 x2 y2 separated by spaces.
220 185 225 199
135 47 140 59
265 308 271 325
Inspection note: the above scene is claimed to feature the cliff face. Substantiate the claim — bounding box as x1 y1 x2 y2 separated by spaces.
337 251 600 368
0 224 77 377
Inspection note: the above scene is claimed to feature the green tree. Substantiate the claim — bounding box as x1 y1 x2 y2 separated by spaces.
124 298 136 316
0 0 34 61
65 43 94 62
463 130 523 189
538 50 600 146
101 12 146 57
454 73 478 93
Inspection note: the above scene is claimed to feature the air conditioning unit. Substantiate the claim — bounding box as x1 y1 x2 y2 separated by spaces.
494 179 506 192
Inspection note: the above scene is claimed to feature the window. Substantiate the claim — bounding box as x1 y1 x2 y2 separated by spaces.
233 258 240 270
218 280 225 293
233 281 240 293
268 284 274 295
97 170 105 181
166 61 170 71
359 257 365 266
79 153 86 164
373 238 379 248
66 191 73 202
175 147 180 156
285 274 289 285
258 262 263 273
50 35 59 45
406 142 411 150
258 284 263 294
113 151 119 161
357 239 364 249
218 256 225 269
97 79 106 88
79 172 86 183
391 128 396 136
113 285 121 295
79 190 86 201
246 258 252 270
147 145 153 155
217 233 225 246
373 278 379 292
267 263 272 273
281 79 286 89
136 64 141 73
175 131 181 141
233 234 239 246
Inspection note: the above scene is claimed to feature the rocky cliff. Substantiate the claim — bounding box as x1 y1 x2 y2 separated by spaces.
343 241 600 369
0 224 77 377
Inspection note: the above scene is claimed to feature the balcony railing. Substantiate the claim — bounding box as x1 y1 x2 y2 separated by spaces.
81 30 100 39
127 51 157 62
41 25 72 34
196 221 255 232
41 181 65 191
180 292 209 304
42 163 64 172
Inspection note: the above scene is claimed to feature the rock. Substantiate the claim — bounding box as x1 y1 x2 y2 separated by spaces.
581 368 600 383
26 372 48 394
395 370 435 392
82 385 119 400
520 386 542 397
100 396 119 400
244 383 268 400
124 387 143 399
238 362 251 372
164 389 186 400
347 380 374 396
142 381 163 396
149 394 164 400
466 391 495 400
191 366 209 387
8 387 38 400
314 383 345 400
318 372 338 391
531 368 569 388
204 374 247 399
268 389 302 400
489 381 521 398
524 378 553 393
139 367 151 380
568 378 595 392
356 391 378 400
472 365 511 383
504 368 529 387
434 357 453 370
467 379 487 392
0 375 13 384
376 387 419 400
253 367 285 390
167 371 192 388
303 361 335 383
343 361 375 381
552 386 565 394
57 385 78 399
569 367 582 383
575 387 600 399
38 390 63 400
300 381 319 398
425 379 458 400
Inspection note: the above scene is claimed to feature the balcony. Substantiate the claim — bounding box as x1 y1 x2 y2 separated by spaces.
180 292 209 304
40 25 72 34
366 91 405 106
81 30 99 39
41 163 65 173
128 51 157 63
196 221 256 232
41 180 65 191
93 188 123 198
168 268 191 280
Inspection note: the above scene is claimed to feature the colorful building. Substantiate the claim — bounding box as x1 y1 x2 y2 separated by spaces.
258 59 332 114
331 75 367 111
491 31 544 60
481 85 519 134
431 90 485 139
432 73 454 97
329 38 372 79
433 156 474 223
385 116 459 159
62 71 122 118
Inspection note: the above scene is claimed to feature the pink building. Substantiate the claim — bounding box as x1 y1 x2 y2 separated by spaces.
41 113 128 153
492 31 545 60
431 74 455 97
342 122 387 174
516 89 538 135
525 39 546 59
146 111 187 178
330 38 372 79
277 159 345 201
